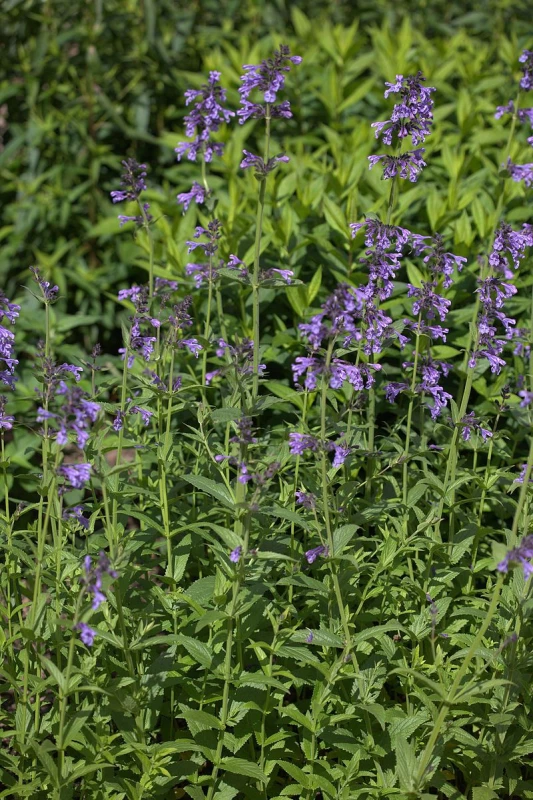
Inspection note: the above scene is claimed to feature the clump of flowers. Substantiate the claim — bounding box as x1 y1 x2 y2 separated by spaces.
110 158 152 227
238 44 302 123
0 291 20 391
498 534 533 578
369 72 435 182
176 71 234 164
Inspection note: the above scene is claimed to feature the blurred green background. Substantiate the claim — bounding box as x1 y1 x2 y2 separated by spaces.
1 0 532 363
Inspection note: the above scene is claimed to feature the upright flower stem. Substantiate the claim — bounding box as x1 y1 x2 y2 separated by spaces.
366 174 398 500
111 347 130 550
321 341 352 650
160 349 175 579
251 105 271 400
402 314 422 508
139 201 155 299
206 508 251 800
202 271 213 388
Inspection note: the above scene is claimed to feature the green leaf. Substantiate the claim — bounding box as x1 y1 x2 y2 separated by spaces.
332 523 359 555
178 635 212 668
322 195 348 237
220 757 268 783
185 475 234 508
179 708 224 732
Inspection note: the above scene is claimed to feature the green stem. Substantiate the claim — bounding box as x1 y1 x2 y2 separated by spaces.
139 200 154 299
320 341 352 650
402 314 422 508
251 105 271 400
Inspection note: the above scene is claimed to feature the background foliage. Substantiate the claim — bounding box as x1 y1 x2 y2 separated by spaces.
1 2 533 799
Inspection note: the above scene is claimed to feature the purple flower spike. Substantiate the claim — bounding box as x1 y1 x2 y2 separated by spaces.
497 534 533 579
507 160 533 187
176 71 234 162
295 491 316 510
63 505 90 530
230 546 242 563
519 50 533 91
110 160 151 226
81 552 118 610
305 630 314 643
289 432 319 456
239 45 301 123
240 150 290 176
368 149 426 182
0 398 14 430
373 71 435 147
177 182 207 211
76 622 96 647
58 463 91 490
305 545 328 564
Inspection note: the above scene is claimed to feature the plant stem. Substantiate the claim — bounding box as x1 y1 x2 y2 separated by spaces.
402 313 422 509
251 105 271 400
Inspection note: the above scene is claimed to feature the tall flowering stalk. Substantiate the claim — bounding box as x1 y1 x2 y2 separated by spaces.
238 45 301 399
434 49 533 541
176 71 234 379
110 159 154 297
353 71 435 496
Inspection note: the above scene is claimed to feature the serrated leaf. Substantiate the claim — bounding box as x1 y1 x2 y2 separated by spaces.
185 475 234 508
332 523 359 555
220 757 267 783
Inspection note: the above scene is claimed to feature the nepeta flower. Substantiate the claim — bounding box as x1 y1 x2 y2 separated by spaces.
177 181 207 212
407 282 450 322
507 160 533 187
230 546 242 563
469 274 518 374
331 441 350 468
489 222 533 278
81 552 118 610
177 338 202 357
110 159 147 203
30 265 58 304
240 150 289 175
118 284 159 367
410 233 466 288
76 622 96 647
239 45 301 116
118 202 152 228
58 463 91 490
63 505 90 529
0 395 14 430
186 219 222 256
289 433 319 456
38 381 100 449
519 50 533 91
368 149 426 182
460 412 493 442
305 545 328 564
497 534 533 578
261 268 294 284
295 491 316 510
0 292 19 389
372 72 435 146
211 337 265 384
519 389 533 407
130 405 153 425
514 464 533 484
175 71 234 162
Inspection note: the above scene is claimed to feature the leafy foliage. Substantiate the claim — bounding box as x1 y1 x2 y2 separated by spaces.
1 3 533 800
